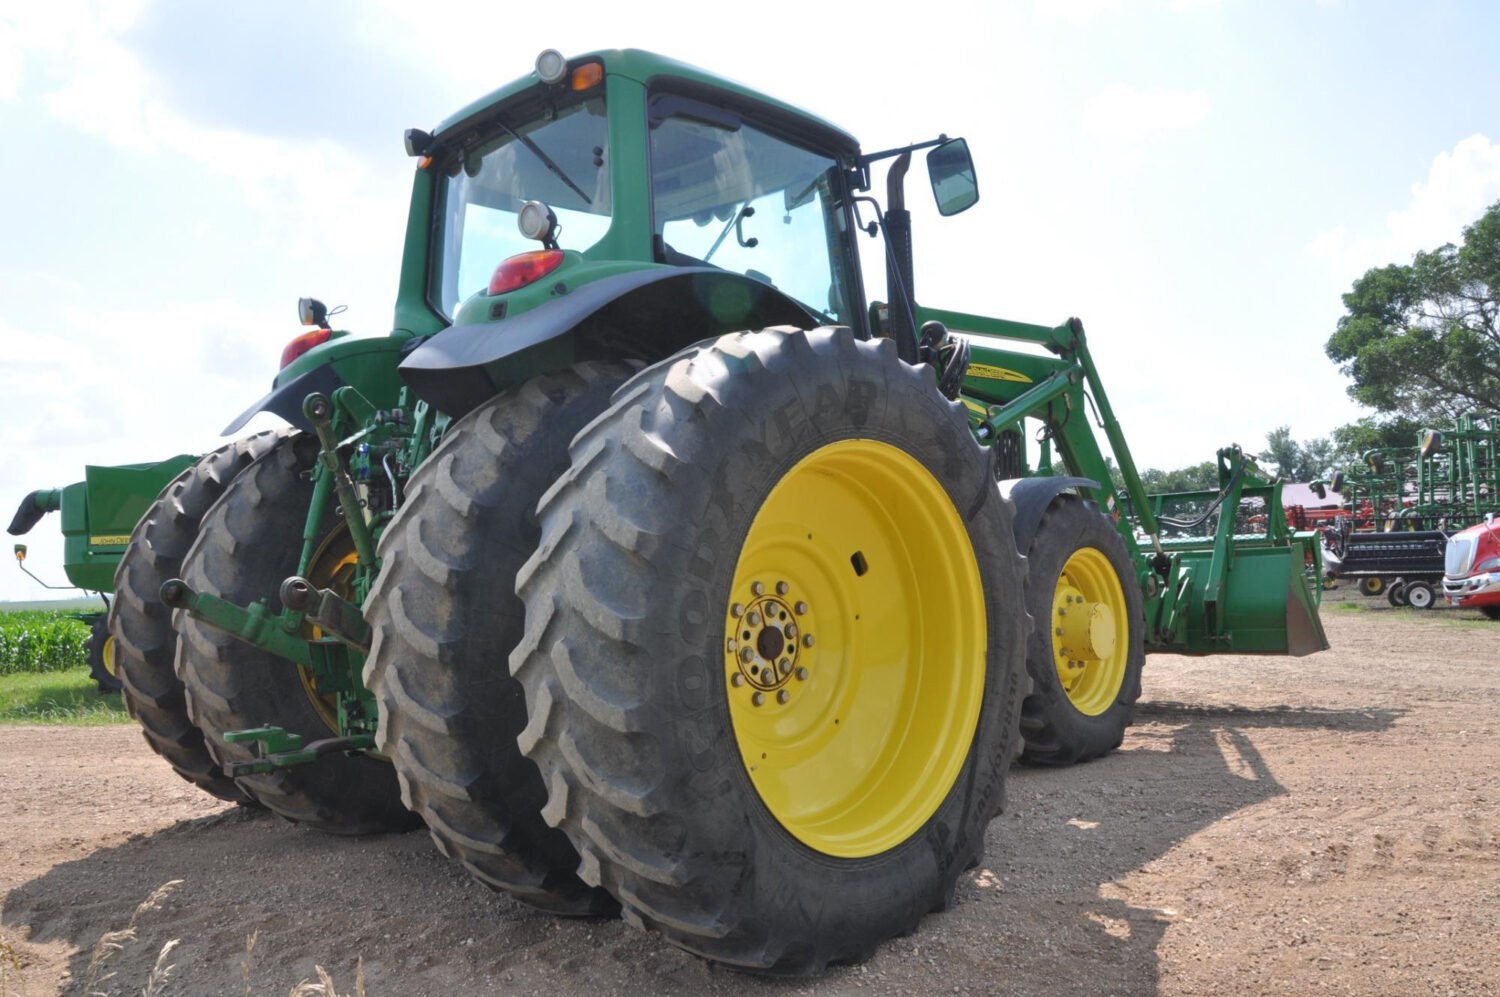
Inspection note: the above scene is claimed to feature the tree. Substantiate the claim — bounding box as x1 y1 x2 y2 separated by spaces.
1139 462 1219 493
1326 200 1500 423
1260 426 1334 481
1328 414 1422 468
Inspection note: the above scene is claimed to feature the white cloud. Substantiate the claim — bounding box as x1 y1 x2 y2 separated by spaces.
1080 83 1212 142
1305 133 1500 278
1040 0 1123 22
1036 0 1220 21
0 22 20 100
13 1 400 261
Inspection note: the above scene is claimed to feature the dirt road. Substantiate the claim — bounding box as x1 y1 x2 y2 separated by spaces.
2 604 1496 995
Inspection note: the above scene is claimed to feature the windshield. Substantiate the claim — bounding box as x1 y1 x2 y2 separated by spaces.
431 95 611 317
650 106 854 323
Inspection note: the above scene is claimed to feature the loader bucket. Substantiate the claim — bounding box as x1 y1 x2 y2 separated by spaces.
1165 535 1329 656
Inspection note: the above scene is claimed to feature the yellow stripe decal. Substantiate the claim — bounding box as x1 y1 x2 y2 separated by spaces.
89 535 132 546
967 363 1033 384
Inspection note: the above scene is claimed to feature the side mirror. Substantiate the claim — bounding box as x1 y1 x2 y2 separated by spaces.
926 138 978 216
13 544 25 563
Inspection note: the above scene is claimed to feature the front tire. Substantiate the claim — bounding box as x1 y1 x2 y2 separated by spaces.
513 327 1029 974
86 615 122 694
364 363 633 915
1016 495 1144 765
176 434 417 835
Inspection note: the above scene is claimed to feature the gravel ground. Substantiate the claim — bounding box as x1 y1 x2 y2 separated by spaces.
1 600 1496 995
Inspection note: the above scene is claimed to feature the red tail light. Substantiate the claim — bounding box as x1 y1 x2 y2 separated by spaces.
280 327 332 369
488 249 563 296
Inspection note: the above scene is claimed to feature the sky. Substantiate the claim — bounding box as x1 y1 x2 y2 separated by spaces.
2 0 1498 600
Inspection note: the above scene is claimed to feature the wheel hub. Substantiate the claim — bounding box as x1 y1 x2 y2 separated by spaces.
727 582 812 703
1050 547 1129 716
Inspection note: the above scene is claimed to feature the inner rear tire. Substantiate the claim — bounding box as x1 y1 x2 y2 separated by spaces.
176 433 417 835
364 363 633 915
1358 576 1385 597
513 327 1029 974
110 433 283 803
1481 605 1500 621
1017 495 1143 765
1386 580 1409 608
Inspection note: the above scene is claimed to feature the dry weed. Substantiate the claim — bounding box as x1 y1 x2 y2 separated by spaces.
1 936 24 997
287 956 365 997
141 939 180 996
79 879 183 996
242 930 260 997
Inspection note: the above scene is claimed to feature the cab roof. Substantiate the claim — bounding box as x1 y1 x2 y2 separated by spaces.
431 48 861 161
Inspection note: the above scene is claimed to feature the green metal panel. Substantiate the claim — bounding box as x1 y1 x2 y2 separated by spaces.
275 334 411 410
54 455 196 592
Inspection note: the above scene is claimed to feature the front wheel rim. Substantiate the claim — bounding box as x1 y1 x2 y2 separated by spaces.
101 634 118 679
723 439 987 859
1050 547 1128 717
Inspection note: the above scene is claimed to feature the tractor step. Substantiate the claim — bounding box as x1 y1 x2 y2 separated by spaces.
223 725 375 776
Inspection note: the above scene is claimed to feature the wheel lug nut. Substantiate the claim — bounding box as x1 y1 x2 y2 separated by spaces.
777 690 789 704
730 673 745 687
740 647 755 663
747 611 761 626
727 638 737 651
795 601 808 615
795 666 808 681
752 692 765 707
779 659 791 675
731 603 745 618
1055 628 1064 637
785 623 798 638
776 581 789 595
751 581 766 597
802 634 815 648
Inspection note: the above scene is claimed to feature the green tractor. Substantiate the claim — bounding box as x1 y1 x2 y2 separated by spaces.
105 49 1325 972
8 456 196 691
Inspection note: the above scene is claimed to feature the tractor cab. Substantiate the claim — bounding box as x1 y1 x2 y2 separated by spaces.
394 49 975 416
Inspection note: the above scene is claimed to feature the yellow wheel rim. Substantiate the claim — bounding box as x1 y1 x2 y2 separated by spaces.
1050 547 1128 717
299 528 357 735
724 439 987 859
101 634 118 679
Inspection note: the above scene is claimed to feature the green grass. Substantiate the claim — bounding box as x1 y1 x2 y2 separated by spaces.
1324 600 1367 612
0 668 129 725
0 609 91 674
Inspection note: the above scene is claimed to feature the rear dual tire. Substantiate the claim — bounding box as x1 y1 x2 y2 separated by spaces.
110 433 283 803
511 327 1029 974
363 363 635 914
176 433 416 834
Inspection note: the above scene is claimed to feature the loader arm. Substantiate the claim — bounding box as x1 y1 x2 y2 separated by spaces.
922 305 1327 657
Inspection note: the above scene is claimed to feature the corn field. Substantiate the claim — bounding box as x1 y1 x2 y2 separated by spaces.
0 611 90 675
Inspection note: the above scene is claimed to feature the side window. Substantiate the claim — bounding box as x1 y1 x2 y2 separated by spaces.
650 111 852 323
